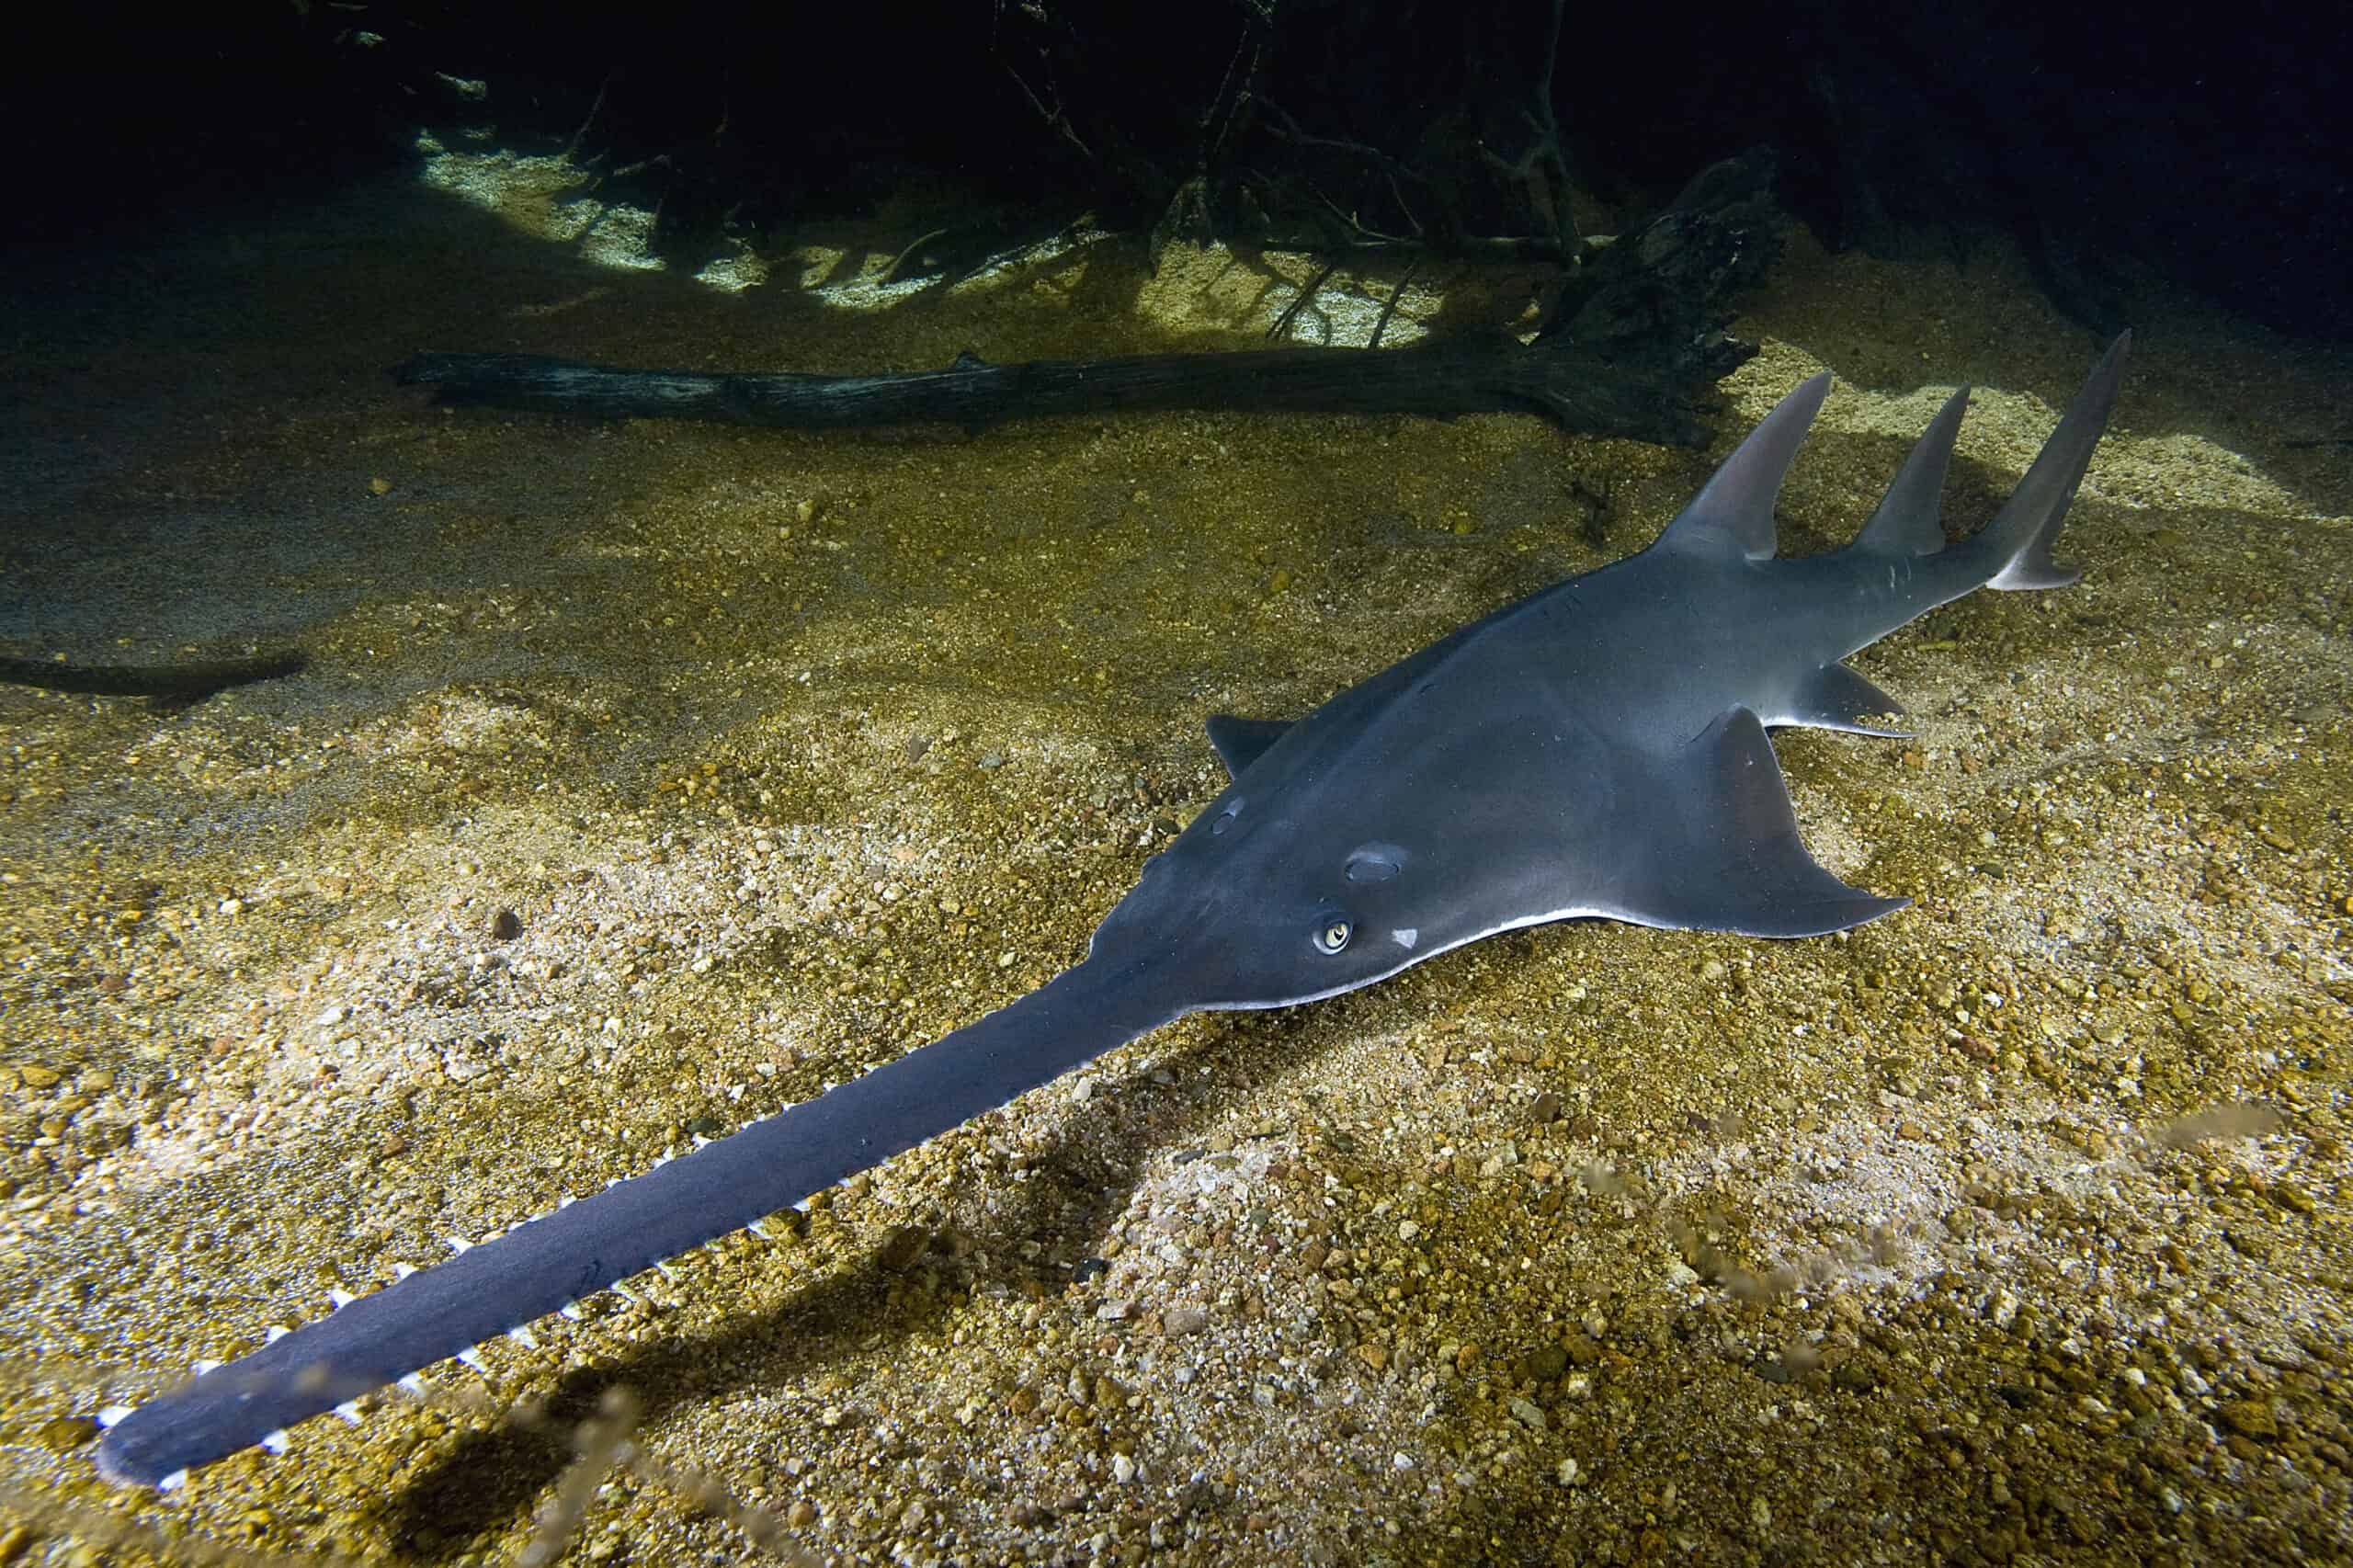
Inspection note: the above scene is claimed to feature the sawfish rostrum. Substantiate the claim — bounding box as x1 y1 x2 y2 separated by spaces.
97 335 2129 1486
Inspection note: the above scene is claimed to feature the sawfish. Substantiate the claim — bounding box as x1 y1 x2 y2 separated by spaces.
96 334 2129 1487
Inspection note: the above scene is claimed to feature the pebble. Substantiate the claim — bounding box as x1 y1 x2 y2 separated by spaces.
1162 1305 1209 1336
34 1415 97 1452
2218 1398 2278 1438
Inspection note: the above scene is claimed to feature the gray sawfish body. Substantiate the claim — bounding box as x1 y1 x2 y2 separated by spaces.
97 335 2129 1487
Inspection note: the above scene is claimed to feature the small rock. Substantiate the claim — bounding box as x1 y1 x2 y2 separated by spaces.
1163 1305 1210 1336
877 1227 927 1270
35 1415 98 1452
1834 1363 1881 1394
2219 1398 2278 1439
490 908 523 941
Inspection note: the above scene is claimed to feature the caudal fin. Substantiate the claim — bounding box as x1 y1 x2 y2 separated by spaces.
1980 332 2131 591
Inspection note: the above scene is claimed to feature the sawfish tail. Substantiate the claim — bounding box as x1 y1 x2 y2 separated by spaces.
96 955 1187 1487
1978 331 2131 591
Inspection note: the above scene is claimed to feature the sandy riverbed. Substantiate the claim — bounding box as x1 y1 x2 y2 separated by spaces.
1 174 2348 1565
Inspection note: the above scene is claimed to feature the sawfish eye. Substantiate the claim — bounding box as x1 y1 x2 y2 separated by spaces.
1315 918 1352 953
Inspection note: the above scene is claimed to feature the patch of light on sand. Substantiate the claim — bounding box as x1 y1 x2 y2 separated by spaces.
1138 241 1442 346
945 224 1115 296
414 130 662 274
790 246 936 312
790 225 1114 314
409 126 1450 337
694 249 772 292
1839 376 2344 526
2098 430 2347 524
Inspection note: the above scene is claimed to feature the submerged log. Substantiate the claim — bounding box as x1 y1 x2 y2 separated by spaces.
399 331 1721 445
396 152 1783 448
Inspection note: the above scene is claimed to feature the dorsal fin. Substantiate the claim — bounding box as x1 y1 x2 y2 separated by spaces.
1204 714 1292 778
1654 372 1832 562
1852 386 1969 556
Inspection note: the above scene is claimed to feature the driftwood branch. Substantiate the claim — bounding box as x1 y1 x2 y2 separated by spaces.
395 151 1781 448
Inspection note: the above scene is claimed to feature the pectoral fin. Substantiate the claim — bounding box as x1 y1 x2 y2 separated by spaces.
1204 714 1293 778
1601 707 1907 937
